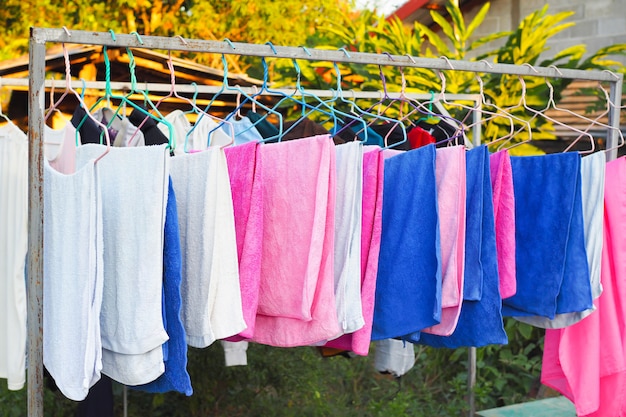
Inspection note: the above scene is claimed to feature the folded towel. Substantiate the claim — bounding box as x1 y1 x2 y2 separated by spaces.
489 150 517 299
256 135 334 321
76 144 169 356
0 122 28 391
324 146 384 355
503 152 592 320
542 156 626 417
332 142 364 335
421 146 466 337
372 144 442 341
252 135 340 347
374 339 416 378
43 158 103 401
134 179 192 395
517 152 605 328
224 142 264 340
419 146 507 348
170 147 245 348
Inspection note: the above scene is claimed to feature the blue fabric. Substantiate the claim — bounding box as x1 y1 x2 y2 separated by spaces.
330 121 384 147
418 146 507 348
134 178 193 396
462 146 485 301
371 145 442 341
502 153 592 319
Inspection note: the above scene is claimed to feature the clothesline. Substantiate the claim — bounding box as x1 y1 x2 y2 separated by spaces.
24 28 624 417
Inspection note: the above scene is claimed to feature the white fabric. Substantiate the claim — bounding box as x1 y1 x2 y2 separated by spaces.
374 339 416 378
332 142 364 335
157 110 232 154
76 144 169 357
101 346 164 386
221 341 249 367
44 122 78 174
170 147 245 348
43 158 103 401
0 122 28 391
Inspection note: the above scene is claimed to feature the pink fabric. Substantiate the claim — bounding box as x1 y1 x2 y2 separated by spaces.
542 156 626 417
489 150 517 299
252 135 340 347
224 142 263 340
423 145 466 336
325 146 384 355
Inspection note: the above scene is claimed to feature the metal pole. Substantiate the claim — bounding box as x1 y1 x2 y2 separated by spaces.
27 27 47 417
468 347 477 417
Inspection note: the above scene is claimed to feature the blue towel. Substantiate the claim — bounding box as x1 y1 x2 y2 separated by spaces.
418 146 507 348
372 144 442 341
462 146 485 301
134 178 193 396
502 153 592 319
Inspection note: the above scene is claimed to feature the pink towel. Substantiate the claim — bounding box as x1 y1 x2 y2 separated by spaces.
489 150 517 299
423 145 466 336
252 135 340 347
542 156 626 417
325 146 384 355
224 142 263 340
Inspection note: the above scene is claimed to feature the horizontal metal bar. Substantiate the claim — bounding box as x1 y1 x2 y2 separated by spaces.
32 28 623 83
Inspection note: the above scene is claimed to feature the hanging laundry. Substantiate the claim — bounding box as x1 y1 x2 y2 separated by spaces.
224 142 264 340
542 156 626 417
374 339 416 378
229 117 264 145
325 146 384 356
517 152 606 328
408 126 436 149
373 144 441 341
43 158 103 401
221 341 249 367
252 135 339 347
422 145 466 337
157 109 231 153
134 179 192 395
246 111 280 139
75 144 170 377
44 121 78 174
419 146 507 348
283 117 346 145
489 150 517 299
127 105 170 146
170 147 245 348
503 152 592 320
0 122 27 391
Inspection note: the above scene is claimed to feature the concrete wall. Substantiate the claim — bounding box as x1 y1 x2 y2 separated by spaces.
462 0 626 63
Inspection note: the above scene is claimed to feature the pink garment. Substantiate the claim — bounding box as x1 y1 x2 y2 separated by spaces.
224 142 263 340
423 145 466 336
252 135 340 347
45 123 77 175
325 146 384 355
489 150 517 299
542 156 626 417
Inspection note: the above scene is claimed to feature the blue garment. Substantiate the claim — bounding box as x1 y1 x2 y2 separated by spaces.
502 153 592 319
462 146 485 301
134 178 193 396
418 146 507 348
231 117 263 146
372 145 442 341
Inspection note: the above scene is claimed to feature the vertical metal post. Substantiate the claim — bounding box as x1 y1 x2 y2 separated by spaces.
468 347 477 417
606 76 623 162
27 28 46 417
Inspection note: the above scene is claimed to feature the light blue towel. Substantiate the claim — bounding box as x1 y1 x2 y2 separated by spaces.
503 153 592 319
372 144 442 341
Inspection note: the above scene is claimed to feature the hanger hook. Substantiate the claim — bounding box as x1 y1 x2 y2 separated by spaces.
108 29 117 42
130 31 144 45
223 38 236 50
383 52 395 61
62 26 71 37
548 64 563 77
440 56 455 70
176 35 188 46
522 63 539 74
405 53 416 65
602 69 620 80
265 41 278 55
479 59 493 69
338 47 351 58
300 46 312 57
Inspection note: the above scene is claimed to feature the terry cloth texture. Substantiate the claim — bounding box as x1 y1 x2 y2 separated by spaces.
75 144 170 356
419 146 507 348
422 145 466 337
503 153 592 320
489 150 517 299
134 179 192 395
324 146 384 355
43 158 103 401
374 339 416 378
541 156 626 417
252 135 340 347
372 145 442 341
224 142 264 340
170 147 245 348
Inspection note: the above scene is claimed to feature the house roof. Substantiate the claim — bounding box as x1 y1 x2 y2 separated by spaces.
388 0 484 25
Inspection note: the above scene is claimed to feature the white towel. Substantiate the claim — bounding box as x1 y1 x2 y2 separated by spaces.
332 142 364 335
101 346 164 386
221 341 249 367
43 158 104 401
157 110 232 154
0 122 28 391
76 144 169 356
374 339 416 378
170 147 245 348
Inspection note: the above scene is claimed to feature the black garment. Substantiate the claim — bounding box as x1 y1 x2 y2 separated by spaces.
71 106 104 145
415 119 458 144
127 105 169 146
283 117 346 145
370 123 412 150
75 376 114 417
